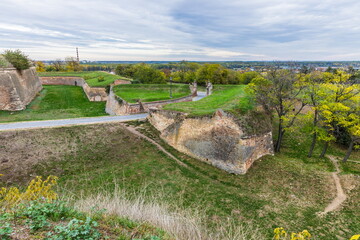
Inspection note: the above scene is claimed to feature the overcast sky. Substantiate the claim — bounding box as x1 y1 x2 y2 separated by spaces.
1 0 360 61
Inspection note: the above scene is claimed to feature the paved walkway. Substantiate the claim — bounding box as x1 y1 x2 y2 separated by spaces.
0 114 148 131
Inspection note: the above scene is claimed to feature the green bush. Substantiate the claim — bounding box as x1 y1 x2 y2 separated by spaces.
47 217 101 240
97 76 105 82
0 55 12 68
3 49 31 70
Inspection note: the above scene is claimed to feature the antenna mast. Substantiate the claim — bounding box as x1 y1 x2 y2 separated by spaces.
76 47 79 62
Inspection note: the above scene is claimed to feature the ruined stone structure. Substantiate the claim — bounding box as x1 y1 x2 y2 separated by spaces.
189 82 198 97
206 81 213 96
148 109 274 174
106 86 193 115
0 67 42 111
40 77 107 101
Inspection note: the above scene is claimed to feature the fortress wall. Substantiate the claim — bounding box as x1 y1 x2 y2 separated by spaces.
106 86 193 115
148 109 274 174
40 77 107 102
0 67 42 111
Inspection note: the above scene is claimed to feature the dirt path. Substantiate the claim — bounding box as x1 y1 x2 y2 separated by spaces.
121 124 188 168
320 156 347 215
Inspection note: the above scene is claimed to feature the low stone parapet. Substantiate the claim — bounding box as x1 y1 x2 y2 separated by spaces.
106 86 193 115
40 77 107 102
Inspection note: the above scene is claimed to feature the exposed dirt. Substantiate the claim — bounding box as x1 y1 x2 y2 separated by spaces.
319 156 347 215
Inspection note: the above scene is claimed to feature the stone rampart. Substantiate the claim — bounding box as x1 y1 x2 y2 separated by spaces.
40 77 107 102
0 67 42 111
106 86 193 115
148 109 274 174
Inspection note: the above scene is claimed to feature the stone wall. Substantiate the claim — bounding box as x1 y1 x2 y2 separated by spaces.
106 86 193 115
0 67 42 111
40 77 107 102
114 79 131 85
148 109 274 174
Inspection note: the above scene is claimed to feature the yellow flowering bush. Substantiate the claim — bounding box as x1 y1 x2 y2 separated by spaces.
0 175 58 209
350 235 360 240
273 228 311 240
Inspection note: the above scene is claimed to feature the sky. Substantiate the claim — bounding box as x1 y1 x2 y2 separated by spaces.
1 0 360 61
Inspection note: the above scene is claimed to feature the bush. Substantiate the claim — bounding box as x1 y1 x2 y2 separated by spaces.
47 217 101 240
0 55 12 68
2 49 31 71
97 76 105 82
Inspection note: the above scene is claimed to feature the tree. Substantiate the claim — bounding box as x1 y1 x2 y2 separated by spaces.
133 64 166 84
35 61 46 72
2 49 31 71
65 57 82 72
52 59 65 71
238 71 260 84
249 69 307 152
196 64 228 84
317 70 360 158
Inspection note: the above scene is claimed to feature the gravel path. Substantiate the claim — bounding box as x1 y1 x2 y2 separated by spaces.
0 91 207 131
0 114 148 131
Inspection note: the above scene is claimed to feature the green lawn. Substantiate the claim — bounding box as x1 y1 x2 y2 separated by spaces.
38 71 131 87
113 84 191 103
0 85 106 122
164 85 251 116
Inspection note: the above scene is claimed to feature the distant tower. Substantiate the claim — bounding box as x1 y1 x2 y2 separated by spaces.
76 47 79 62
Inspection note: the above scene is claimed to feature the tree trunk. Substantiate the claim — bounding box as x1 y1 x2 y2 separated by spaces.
342 139 354 162
320 142 329 158
308 132 317 157
308 110 318 158
275 129 285 153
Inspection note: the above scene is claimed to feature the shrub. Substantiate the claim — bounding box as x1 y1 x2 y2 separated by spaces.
0 55 12 68
47 217 101 240
2 49 31 71
97 76 105 82
0 175 58 209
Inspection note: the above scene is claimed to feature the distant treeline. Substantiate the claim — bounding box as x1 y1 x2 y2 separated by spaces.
115 61 260 85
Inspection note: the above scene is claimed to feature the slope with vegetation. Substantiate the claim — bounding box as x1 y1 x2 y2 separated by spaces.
39 71 131 87
0 85 106 122
113 84 190 103
0 122 359 239
164 85 251 116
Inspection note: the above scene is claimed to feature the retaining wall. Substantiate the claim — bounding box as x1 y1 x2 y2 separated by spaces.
106 86 193 115
0 67 43 111
148 109 274 174
40 77 107 102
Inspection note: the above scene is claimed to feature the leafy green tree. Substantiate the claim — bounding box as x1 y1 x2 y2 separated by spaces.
2 49 31 71
238 71 260 84
317 71 360 158
196 64 228 84
249 69 307 152
133 64 166 84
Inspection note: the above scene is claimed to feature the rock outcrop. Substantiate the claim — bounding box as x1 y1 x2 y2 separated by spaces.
148 109 274 174
0 67 42 111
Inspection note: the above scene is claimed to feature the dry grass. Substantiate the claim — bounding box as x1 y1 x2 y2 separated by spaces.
74 187 261 240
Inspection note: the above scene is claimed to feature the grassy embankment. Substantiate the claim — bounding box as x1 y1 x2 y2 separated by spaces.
113 84 191 103
38 71 131 87
164 85 252 116
1 120 359 239
0 85 106 123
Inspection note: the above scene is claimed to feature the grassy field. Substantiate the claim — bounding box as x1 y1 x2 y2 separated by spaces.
113 84 191 103
0 85 106 122
1 121 359 239
164 85 251 116
38 71 131 87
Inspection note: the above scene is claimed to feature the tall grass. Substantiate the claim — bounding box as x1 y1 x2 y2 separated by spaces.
74 187 261 240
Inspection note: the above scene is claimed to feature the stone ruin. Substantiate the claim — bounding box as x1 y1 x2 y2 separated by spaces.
148 108 274 174
0 67 42 111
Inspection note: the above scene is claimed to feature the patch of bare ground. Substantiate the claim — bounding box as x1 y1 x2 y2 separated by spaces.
0 123 131 185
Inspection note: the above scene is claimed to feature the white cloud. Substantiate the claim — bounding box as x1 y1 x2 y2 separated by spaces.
1 0 360 60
